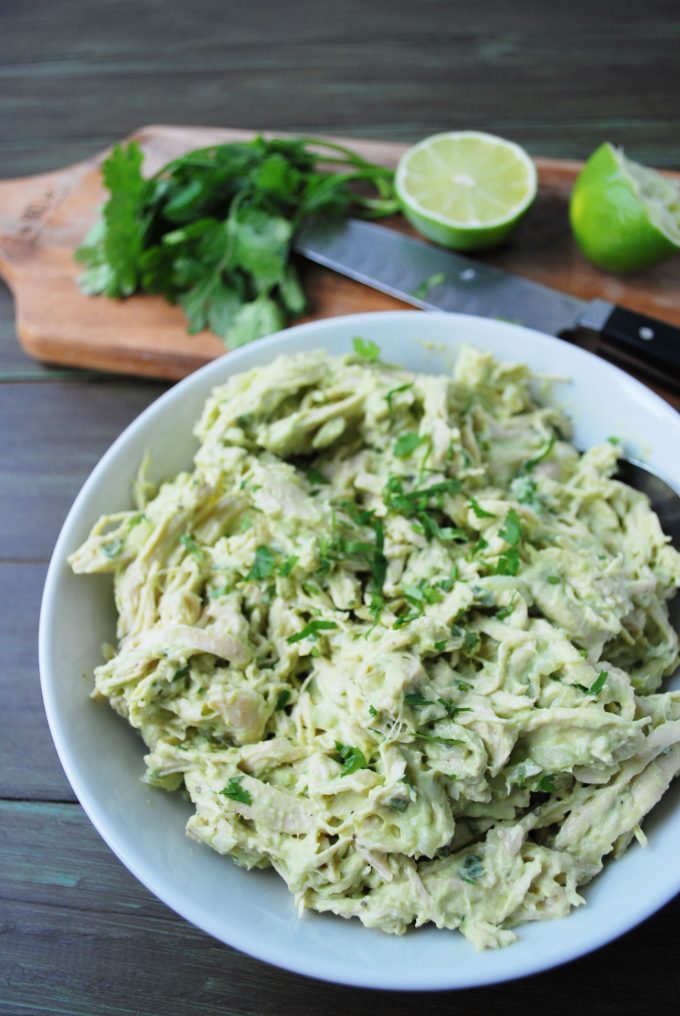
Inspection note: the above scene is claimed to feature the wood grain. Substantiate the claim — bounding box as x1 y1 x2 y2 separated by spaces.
0 379 167 560
0 800 677 1016
1 125 679 380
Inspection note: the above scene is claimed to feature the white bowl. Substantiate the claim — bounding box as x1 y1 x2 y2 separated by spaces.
40 311 680 990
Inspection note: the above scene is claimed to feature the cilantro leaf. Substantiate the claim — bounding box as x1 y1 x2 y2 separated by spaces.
287 619 338 644
394 432 426 459
522 433 556 473
587 670 608 695
352 336 381 361
384 382 414 415
412 271 446 300
279 555 299 577
247 545 277 580
220 776 252 805
499 508 522 546
102 539 124 559
459 854 485 885
335 742 368 776
180 533 204 560
100 141 149 296
468 496 495 519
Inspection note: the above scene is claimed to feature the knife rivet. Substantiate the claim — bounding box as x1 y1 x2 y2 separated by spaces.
639 326 654 341
460 268 477 282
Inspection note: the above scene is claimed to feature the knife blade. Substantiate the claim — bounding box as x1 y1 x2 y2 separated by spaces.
295 219 680 384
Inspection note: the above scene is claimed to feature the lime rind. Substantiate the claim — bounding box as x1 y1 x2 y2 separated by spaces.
570 143 680 272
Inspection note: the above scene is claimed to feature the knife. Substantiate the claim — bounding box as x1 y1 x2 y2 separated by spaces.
294 219 680 384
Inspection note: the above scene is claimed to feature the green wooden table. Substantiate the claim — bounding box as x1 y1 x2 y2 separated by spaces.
2 2 678 1012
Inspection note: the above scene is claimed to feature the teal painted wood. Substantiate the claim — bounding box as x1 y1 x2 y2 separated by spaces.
0 380 168 560
0 564 75 801
0 800 678 1015
1 0 680 179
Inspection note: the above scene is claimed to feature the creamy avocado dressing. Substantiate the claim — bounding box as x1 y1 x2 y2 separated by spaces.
70 343 680 949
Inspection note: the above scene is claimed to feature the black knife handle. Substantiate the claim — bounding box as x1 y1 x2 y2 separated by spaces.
597 305 680 375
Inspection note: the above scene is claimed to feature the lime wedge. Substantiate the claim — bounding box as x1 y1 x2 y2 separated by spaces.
395 131 537 251
569 143 680 272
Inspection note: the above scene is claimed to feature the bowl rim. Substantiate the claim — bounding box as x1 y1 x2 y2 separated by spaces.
39 310 680 990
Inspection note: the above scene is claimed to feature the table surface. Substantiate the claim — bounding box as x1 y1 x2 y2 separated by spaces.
2 2 679 1013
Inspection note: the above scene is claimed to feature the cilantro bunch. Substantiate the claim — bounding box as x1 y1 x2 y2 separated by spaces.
75 136 398 347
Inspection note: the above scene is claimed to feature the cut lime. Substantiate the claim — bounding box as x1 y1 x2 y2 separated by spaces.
569 143 680 272
395 131 537 251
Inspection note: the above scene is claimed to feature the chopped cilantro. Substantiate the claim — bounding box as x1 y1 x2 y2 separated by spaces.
522 433 556 473
220 776 253 805
437 698 471 720
279 555 299 577
434 640 449 652
275 689 291 710
286 619 338 644
459 854 485 885
468 496 495 519
394 432 426 458
352 336 381 361
463 630 480 654
335 742 368 776
404 691 431 707
588 670 608 695
102 538 124 559
247 544 277 580
499 508 521 546
368 705 377 717
180 533 204 560
412 271 446 300
384 382 414 415
535 774 556 793
547 574 561 585
387 797 409 812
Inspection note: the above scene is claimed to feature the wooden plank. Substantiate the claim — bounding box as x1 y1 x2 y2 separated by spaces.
2 2 680 168
0 379 168 560
0 564 75 801
0 799 678 1015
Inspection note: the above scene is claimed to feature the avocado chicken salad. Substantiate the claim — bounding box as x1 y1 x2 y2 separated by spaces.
69 341 680 949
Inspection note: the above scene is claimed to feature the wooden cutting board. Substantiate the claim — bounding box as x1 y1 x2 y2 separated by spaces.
1 125 679 381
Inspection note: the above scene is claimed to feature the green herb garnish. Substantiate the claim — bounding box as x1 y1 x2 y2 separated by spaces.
287 619 338 644
468 496 495 519
102 539 124 559
76 137 397 345
335 742 368 776
180 533 204 560
459 854 485 885
522 433 556 473
412 271 446 300
352 336 381 362
247 544 277 580
220 776 253 805
394 432 426 459
384 382 414 415
278 555 299 577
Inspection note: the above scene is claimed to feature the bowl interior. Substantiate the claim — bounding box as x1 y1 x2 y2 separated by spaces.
40 311 680 990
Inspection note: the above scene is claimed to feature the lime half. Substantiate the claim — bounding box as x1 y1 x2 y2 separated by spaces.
395 131 537 251
570 143 680 272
